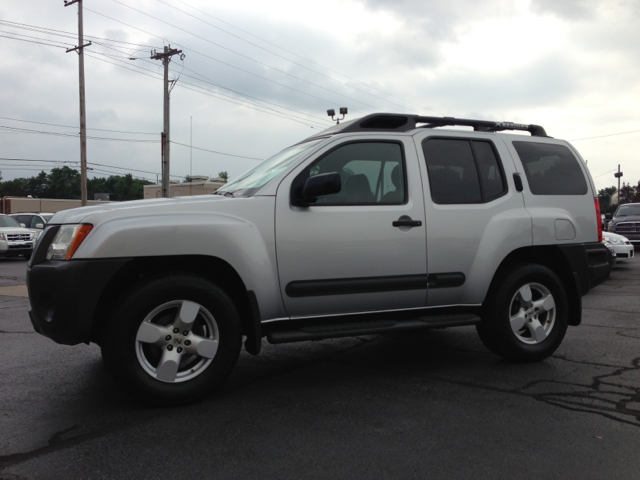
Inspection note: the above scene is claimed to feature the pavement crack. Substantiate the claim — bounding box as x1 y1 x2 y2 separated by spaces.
583 307 640 315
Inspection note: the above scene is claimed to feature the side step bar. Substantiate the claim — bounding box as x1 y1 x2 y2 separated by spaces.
267 314 481 344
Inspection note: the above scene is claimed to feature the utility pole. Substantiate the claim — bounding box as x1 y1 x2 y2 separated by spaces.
151 45 183 198
614 164 623 205
65 0 91 206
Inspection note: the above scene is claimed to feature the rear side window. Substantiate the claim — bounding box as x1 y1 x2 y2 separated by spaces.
512 142 588 195
422 138 506 204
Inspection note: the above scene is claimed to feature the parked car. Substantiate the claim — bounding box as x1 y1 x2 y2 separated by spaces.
606 203 640 244
602 232 635 260
0 214 38 260
27 113 610 405
9 212 53 234
603 241 617 268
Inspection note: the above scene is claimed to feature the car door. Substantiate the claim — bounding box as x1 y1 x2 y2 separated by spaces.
275 136 428 318
414 131 531 307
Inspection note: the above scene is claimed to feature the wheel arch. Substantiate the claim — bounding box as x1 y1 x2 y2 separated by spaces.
91 255 262 353
484 245 582 326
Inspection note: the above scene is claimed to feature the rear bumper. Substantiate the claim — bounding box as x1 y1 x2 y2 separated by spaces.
27 258 130 345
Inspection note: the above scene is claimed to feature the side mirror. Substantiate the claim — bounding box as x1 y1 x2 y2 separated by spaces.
35 223 44 229
20 223 26 228
297 172 341 205
605 213 612 220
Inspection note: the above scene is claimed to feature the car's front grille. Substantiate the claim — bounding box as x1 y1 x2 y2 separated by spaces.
8 243 32 250
7 234 32 241
615 222 639 233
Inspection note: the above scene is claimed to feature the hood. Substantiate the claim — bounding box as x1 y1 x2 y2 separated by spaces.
603 232 629 242
612 214 640 223
50 195 229 224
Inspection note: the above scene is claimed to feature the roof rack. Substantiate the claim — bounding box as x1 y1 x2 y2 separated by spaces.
315 113 548 137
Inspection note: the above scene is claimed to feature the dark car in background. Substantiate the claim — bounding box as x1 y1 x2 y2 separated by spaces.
606 203 640 245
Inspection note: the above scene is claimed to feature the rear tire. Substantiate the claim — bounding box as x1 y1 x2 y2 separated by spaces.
476 264 568 362
101 274 242 406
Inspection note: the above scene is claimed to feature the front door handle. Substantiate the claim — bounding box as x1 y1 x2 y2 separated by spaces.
393 217 422 227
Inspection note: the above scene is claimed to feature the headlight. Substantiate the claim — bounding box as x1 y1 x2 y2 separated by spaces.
46 224 93 260
0 233 5 240
606 236 623 245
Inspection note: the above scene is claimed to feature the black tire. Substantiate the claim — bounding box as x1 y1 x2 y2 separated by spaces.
101 274 242 406
476 264 568 362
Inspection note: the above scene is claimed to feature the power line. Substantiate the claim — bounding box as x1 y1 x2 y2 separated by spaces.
154 0 432 113
169 0 440 114
85 51 326 129
0 33 69 49
0 116 158 136
570 129 640 141
0 19 162 49
171 142 262 160
0 125 159 143
107 1 380 111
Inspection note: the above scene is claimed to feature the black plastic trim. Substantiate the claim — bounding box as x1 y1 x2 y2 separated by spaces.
558 242 610 295
286 272 465 297
513 173 524 192
244 290 262 355
27 258 132 345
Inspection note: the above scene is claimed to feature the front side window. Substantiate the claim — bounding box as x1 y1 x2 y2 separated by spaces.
422 138 506 204
295 141 406 205
512 141 588 195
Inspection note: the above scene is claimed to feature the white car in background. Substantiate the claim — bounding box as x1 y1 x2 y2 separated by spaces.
602 232 635 260
0 214 38 260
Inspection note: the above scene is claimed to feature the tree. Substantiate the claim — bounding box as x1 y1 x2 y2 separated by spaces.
597 186 617 212
0 168 152 201
217 171 228 183
619 181 634 205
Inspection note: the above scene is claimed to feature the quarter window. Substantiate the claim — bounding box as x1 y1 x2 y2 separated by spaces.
512 142 588 195
422 138 506 204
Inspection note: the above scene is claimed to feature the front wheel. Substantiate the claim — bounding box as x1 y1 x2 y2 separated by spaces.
101 274 242 405
476 264 568 362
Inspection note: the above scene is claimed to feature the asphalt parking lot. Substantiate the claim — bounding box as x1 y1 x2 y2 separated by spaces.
1 253 639 479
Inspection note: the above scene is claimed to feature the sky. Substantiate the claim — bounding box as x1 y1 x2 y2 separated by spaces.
1 0 639 192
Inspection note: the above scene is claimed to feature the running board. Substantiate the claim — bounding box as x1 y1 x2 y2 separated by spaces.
267 313 480 344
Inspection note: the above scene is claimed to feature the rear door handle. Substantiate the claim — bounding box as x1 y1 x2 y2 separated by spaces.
393 217 422 227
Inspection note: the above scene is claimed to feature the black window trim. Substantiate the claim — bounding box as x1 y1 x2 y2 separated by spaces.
290 139 409 207
421 136 508 205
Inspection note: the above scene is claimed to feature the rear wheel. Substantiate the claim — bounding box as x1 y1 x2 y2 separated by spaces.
101 274 242 405
477 264 568 362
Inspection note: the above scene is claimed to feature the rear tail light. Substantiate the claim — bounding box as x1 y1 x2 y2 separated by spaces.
594 197 602 242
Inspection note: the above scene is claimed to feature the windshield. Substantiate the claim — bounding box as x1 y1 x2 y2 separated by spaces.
217 139 324 196
615 205 640 217
0 216 21 228
42 214 53 223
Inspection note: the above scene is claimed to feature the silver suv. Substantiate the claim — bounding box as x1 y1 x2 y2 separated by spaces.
27 114 610 405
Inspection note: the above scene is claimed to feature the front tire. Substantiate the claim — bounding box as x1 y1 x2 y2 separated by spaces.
101 274 242 406
476 264 568 362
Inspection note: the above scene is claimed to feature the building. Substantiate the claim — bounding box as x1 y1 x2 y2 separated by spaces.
143 177 226 199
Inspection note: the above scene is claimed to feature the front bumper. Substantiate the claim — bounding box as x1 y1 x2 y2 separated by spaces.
28 258 130 345
0 240 33 257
